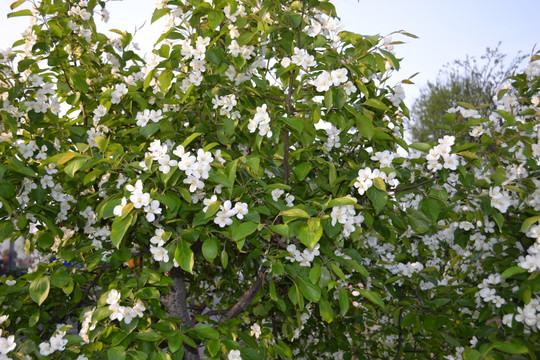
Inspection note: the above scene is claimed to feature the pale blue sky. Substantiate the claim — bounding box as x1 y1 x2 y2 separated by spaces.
1 0 538 105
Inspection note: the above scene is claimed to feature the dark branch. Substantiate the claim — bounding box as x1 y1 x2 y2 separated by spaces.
220 270 265 322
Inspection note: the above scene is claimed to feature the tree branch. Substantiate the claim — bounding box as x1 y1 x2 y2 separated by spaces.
220 270 265 322
388 176 437 193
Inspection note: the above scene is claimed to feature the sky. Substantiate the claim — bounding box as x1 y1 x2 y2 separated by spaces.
0 0 539 107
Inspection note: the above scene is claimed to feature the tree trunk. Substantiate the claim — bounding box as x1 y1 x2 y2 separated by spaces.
162 267 200 360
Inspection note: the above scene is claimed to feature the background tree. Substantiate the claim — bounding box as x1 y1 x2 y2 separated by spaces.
408 44 526 142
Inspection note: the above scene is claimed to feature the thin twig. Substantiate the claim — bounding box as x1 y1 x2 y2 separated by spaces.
388 176 437 193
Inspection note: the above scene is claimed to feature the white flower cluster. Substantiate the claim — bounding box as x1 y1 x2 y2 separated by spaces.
330 205 364 237
224 4 247 22
178 36 210 91
312 68 348 93
505 298 540 333
114 180 162 223
142 139 174 173
426 135 461 172
0 327 16 358
111 83 128 104
286 243 320 267
149 228 169 263
106 289 146 324
39 326 68 356
250 323 261 339
304 10 343 40
80 206 110 250
209 200 249 228
354 167 395 195
281 47 316 69
136 109 163 127
25 75 59 114
488 186 517 214
371 150 396 168
228 40 255 59
227 349 242 360
270 188 294 207
87 104 110 148
475 274 505 308
174 146 214 192
324 125 341 151
248 104 272 138
518 223 540 272
212 94 239 119
68 2 91 21
447 106 481 119
79 308 96 343
386 84 405 107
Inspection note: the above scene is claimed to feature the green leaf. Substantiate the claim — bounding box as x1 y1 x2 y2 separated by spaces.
51 269 70 288
363 98 388 111
520 216 540 232
493 342 528 354
338 289 349 316
207 339 221 357
37 232 54 250
380 49 400 71
181 132 203 148
355 114 375 140
237 31 255 46
158 70 173 93
64 157 87 177
359 289 385 310
232 222 258 241
7 9 32 17
110 213 135 248
367 187 387 214
0 220 14 241
421 198 440 221
192 324 219 340
174 240 194 274
10 0 25 9
294 163 312 181
135 331 163 342
107 347 126 360
208 10 224 29
134 287 161 300
29 276 50 305
268 224 289 237
202 237 219 262
409 142 432 152
72 73 89 92
327 196 357 208
280 208 310 223
407 209 432 234
221 248 228 269
319 298 333 323
309 265 321 284
331 264 346 281
206 47 224 66
139 122 161 138
500 266 527 279
324 90 333 109
298 218 323 249
297 277 321 302
152 8 169 23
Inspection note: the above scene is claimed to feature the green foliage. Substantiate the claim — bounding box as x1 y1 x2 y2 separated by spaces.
0 0 539 359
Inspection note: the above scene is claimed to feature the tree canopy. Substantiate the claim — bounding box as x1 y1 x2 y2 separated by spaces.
0 1 539 360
